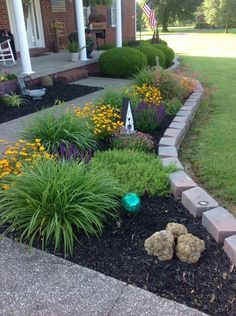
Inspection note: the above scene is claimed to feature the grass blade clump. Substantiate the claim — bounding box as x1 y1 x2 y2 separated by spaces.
22 110 97 153
89 149 177 196
0 159 121 256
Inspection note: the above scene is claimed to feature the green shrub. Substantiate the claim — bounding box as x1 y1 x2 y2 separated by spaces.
111 131 155 153
22 110 96 153
90 150 176 196
99 47 148 78
154 44 174 67
0 159 121 256
137 45 166 68
164 98 182 115
156 70 185 101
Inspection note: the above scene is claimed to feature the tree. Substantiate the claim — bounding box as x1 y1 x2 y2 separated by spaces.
203 0 236 33
152 0 203 31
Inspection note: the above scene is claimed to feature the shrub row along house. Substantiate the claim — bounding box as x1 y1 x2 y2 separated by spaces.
0 0 136 74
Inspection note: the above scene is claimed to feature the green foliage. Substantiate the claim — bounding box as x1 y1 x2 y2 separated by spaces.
164 98 183 115
111 132 155 153
156 70 185 101
1 93 25 108
67 41 80 53
154 44 175 67
22 110 96 152
203 0 236 32
137 45 166 68
0 159 121 256
90 150 176 196
132 67 157 86
97 87 124 109
99 47 148 78
83 0 113 6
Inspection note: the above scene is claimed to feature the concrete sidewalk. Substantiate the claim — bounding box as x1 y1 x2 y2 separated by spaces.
0 238 206 316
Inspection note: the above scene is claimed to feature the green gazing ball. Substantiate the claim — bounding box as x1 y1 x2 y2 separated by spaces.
122 193 141 213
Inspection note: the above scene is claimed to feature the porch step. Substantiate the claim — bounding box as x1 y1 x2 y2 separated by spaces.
57 69 88 84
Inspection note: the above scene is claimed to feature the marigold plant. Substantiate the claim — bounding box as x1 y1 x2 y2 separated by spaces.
0 138 52 190
75 103 124 139
133 83 162 105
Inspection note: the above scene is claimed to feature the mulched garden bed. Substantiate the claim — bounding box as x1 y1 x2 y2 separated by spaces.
1 196 235 316
0 83 102 124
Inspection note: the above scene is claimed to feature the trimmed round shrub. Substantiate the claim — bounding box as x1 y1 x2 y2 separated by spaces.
99 47 148 78
154 44 175 67
90 149 177 196
137 45 166 68
99 43 115 50
22 110 97 153
0 159 122 256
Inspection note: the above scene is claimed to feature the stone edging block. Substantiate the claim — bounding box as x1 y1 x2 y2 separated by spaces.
159 146 178 159
202 207 236 244
223 235 236 265
158 70 236 263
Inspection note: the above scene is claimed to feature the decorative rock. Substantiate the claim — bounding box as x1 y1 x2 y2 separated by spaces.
39 76 53 87
166 223 188 239
176 233 205 264
144 230 174 261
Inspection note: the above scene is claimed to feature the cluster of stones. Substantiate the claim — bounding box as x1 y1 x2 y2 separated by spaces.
158 67 236 265
144 223 205 264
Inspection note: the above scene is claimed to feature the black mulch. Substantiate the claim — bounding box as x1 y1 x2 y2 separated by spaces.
68 196 236 316
2 196 235 315
0 83 102 124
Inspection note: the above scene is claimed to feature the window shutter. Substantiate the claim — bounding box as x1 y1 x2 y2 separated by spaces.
107 6 112 27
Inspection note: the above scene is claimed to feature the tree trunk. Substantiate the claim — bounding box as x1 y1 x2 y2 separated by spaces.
225 23 229 33
162 11 169 32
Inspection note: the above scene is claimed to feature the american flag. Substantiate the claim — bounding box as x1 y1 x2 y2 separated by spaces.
141 0 157 30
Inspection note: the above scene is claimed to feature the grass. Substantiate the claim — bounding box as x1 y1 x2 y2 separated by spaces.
153 27 236 215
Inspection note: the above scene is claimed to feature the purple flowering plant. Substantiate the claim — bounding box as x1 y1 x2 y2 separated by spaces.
52 143 93 163
134 101 166 133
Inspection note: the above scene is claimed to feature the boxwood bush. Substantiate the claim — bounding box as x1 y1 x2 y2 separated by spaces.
154 44 175 67
90 149 176 196
137 45 166 68
0 159 122 256
99 47 148 78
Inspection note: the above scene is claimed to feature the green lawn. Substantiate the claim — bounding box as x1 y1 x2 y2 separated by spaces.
151 28 236 215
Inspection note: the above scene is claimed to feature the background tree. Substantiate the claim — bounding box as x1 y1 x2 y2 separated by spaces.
203 0 236 33
152 0 203 31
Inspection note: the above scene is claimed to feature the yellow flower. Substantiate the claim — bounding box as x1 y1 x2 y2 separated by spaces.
2 185 10 190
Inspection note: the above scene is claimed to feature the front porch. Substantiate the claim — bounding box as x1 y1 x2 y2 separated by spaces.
0 49 103 79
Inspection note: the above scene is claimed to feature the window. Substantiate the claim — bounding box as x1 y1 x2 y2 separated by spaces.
51 0 66 13
83 6 91 27
110 0 116 27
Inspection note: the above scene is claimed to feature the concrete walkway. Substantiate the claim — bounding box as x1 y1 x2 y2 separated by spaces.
0 77 207 315
0 238 206 316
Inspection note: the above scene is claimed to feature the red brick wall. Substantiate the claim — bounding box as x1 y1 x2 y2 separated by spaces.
0 0 10 30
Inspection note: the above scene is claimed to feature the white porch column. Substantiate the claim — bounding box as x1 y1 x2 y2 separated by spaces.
116 0 122 47
74 0 87 60
12 0 33 74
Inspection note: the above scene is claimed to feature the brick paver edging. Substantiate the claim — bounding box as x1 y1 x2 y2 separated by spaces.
159 59 236 265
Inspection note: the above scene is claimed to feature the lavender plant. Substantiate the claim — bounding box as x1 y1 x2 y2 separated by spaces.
52 143 93 163
134 101 166 133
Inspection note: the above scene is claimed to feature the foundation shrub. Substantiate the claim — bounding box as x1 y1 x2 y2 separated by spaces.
0 159 121 256
99 47 148 78
90 149 176 196
153 44 175 67
137 45 166 68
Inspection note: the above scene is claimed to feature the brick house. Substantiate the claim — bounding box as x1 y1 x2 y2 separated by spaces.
0 0 136 55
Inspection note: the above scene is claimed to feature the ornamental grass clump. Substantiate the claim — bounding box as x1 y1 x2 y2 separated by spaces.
134 102 166 133
75 103 124 139
22 110 97 153
90 150 177 196
0 159 122 256
111 131 155 153
0 139 52 190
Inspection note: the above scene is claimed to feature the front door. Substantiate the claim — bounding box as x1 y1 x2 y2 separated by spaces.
7 0 45 50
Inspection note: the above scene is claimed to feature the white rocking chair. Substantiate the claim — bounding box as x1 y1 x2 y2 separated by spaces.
0 39 16 66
